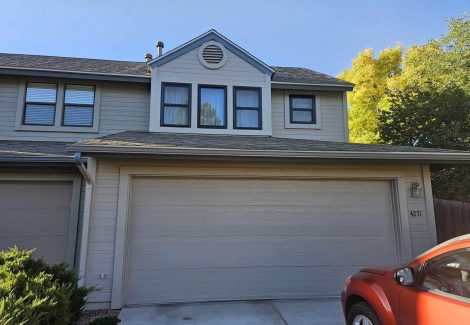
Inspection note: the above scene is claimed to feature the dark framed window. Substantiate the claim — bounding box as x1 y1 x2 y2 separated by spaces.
233 87 262 130
63 85 95 127
161 82 191 127
198 85 227 128
23 82 57 126
289 95 316 124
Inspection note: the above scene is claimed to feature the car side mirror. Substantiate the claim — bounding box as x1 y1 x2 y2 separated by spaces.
395 267 414 286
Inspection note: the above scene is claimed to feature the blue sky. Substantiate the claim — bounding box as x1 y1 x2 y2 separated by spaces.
0 0 468 76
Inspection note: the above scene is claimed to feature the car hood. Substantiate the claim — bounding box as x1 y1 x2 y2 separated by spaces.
360 266 396 275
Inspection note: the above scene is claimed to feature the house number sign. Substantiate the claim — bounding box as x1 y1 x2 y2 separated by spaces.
409 210 423 217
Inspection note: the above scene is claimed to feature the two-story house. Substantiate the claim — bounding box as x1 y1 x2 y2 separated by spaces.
0 30 469 309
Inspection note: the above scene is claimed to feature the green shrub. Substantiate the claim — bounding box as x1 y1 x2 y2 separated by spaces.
0 247 94 324
89 316 121 325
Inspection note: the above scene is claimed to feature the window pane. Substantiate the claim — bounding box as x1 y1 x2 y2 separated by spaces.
164 106 189 125
236 109 258 128
63 105 93 126
164 86 189 105
236 89 259 108
292 97 313 109
292 110 313 123
422 250 470 299
24 104 55 125
65 85 95 105
26 83 57 103
200 87 225 126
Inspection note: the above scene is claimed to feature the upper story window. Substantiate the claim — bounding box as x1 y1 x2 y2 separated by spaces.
63 85 95 127
24 82 57 125
233 87 262 130
17 80 100 132
289 95 316 124
161 83 191 127
198 85 226 128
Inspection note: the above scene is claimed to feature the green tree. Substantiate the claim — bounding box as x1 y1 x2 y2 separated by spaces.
378 83 470 150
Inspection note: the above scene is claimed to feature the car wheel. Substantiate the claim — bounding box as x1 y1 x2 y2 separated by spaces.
347 302 382 325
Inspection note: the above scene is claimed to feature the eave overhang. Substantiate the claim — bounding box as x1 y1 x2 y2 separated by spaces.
67 144 470 164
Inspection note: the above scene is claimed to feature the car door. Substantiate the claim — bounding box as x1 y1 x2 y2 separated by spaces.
399 249 470 324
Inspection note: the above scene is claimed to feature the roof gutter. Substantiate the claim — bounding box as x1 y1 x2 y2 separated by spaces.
271 81 354 91
0 155 76 163
0 67 151 84
68 145 470 163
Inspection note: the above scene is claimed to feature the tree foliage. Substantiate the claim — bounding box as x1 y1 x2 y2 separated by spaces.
339 14 470 201
337 45 402 143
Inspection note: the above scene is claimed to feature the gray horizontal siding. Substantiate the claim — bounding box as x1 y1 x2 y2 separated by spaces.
0 76 150 141
271 90 346 142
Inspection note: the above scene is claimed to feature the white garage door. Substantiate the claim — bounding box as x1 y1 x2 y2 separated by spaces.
0 181 74 265
126 178 398 305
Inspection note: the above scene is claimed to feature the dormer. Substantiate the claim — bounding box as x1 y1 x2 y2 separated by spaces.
147 30 274 135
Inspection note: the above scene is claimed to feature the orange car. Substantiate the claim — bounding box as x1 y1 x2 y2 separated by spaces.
341 235 470 325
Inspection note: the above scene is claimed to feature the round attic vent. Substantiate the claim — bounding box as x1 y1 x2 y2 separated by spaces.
198 41 227 69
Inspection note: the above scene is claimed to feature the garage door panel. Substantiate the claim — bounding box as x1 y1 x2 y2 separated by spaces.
128 236 396 270
0 181 73 265
126 177 397 304
0 208 70 236
0 235 68 264
0 182 72 208
131 205 393 237
127 265 365 305
132 179 391 207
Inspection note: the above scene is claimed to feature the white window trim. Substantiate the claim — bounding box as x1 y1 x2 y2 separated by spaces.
284 91 321 130
15 78 101 133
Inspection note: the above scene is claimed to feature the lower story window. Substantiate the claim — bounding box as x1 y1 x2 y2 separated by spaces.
234 87 262 129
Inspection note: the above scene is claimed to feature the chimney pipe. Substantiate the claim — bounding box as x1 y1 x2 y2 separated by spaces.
145 53 153 63
156 41 164 57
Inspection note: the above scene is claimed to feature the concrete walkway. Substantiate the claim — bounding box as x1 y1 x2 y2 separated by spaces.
119 298 345 325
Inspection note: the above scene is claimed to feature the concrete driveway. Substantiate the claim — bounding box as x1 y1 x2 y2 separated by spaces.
118 298 345 325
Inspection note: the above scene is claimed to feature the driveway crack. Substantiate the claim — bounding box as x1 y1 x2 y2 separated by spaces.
269 301 288 325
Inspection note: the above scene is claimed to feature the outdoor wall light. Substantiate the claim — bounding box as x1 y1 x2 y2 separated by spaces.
410 182 423 198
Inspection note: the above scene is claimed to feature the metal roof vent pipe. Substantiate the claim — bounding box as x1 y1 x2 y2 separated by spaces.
144 53 153 74
145 53 153 62
156 41 164 57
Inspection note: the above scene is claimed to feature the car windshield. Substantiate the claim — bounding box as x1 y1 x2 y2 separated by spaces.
416 235 470 260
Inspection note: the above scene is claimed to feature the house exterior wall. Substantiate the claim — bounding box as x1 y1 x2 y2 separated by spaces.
271 89 348 142
0 75 150 141
149 47 272 135
82 158 437 309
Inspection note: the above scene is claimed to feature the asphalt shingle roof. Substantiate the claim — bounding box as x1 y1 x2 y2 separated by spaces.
71 131 467 154
0 53 352 87
0 53 149 76
271 66 353 86
0 140 72 162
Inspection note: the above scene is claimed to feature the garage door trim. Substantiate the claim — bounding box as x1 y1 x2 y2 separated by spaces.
111 166 412 308
0 173 82 266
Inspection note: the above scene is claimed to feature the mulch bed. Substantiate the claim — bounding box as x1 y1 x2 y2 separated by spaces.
79 309 121 325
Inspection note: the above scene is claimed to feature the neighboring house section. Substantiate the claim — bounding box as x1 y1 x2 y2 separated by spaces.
0 30 469 309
